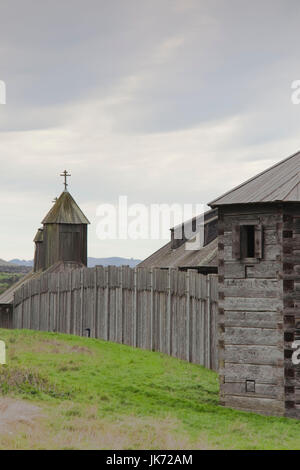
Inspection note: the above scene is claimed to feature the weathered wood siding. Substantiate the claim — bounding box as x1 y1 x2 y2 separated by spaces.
0 306 13 329
12 267 219 370
218 204 285 416
43 224 87 270
281 203 300 419
43 224 60 269
34 241 45 272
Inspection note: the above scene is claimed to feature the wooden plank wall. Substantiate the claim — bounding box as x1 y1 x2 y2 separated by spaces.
12 267 219 370
0 306 13 329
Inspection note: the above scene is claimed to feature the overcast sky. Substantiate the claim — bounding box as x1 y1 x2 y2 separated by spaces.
1 0 300 260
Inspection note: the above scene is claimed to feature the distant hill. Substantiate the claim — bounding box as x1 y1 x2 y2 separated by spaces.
0 259 32 274
2 257 141 268
8 259 33 267
87 257 141 268
0 259 13 266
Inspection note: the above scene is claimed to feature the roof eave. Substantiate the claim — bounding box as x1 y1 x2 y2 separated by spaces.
42 220 90 225
209 199 300 208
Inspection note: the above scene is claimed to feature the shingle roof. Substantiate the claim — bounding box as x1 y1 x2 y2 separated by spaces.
209 150 300 206
171 208 217 230
138 237 218 269
139 208 218 270
42 191 90 224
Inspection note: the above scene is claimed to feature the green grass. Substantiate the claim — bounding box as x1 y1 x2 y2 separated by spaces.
0 328 300 449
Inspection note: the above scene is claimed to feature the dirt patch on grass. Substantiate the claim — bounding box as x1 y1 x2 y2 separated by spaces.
0 398 41 434
25 340 93 356
0 401 214 450
70 345 92 354
6 336 93 357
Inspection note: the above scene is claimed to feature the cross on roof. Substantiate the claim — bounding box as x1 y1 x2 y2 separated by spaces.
60 170 71 191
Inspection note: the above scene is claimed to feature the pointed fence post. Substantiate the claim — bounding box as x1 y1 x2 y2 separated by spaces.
56 273 60 333
94 268 98 338
206 274 211 369
21 285 25 329
150 269 154 351
117 266 123 344
186 270 190 362
105 266 109 340
133 267 137 347
167 268 172 356
80 269 84 336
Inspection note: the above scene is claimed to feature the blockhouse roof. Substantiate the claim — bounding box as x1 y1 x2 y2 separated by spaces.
209 150 300 206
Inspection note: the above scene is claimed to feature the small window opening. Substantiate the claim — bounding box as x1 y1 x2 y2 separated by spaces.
246 379 255 393
241 225 255 258
295 219 300 234
192 218 196 233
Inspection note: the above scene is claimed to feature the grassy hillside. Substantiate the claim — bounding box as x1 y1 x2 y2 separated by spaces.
0 272 24 295
0 329 299 450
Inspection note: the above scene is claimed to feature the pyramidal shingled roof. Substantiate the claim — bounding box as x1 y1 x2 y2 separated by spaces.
209 150 300 207
42 191 90 224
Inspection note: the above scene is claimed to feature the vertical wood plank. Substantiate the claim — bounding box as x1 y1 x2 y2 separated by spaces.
167 268 171 355
206 274 211 369
80 269 84 336
105 266 109 340
94 267 98 339
150 269 154 351
133 267 137 347
186 270 190 362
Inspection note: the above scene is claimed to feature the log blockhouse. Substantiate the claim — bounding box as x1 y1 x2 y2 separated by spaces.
210 150 300 418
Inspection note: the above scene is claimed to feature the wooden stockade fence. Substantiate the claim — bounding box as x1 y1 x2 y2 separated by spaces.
11 267 218 370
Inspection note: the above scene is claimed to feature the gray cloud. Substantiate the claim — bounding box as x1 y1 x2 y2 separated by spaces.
1 0 300 259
